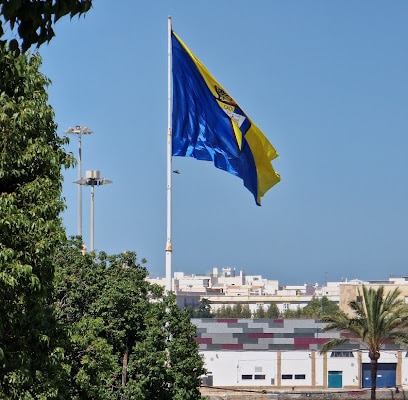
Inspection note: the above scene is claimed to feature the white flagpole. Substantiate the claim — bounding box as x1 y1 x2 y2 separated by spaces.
165 16 173 293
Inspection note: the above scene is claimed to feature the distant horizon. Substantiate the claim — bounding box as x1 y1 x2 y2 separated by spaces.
147 267 405 287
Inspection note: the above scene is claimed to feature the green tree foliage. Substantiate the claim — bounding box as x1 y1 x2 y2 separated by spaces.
253 305 266 318
0 47 72 399
215 305 233 318
210 298 340 320
189 298 213 318
302 296 341 319
282 307 303 319
239 304 251 318
253 304 280 319
0 0 92 52
53 238 204 400
53 239 145 399
321 286 408 400
265 303 280 319
127 294 205 400
215 303 251 318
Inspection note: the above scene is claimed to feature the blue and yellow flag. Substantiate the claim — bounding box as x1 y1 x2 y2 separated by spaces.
171 31 280 205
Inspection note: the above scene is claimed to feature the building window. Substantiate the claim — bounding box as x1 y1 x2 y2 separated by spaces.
330 351 354 358
283 303 290 310
241 375 252 380
255 375 266 380
295 374 306 380
282 374 293 380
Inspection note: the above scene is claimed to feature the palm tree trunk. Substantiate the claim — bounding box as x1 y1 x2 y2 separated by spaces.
369 351 380 400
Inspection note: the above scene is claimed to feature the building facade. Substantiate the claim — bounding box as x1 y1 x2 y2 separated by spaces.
194 318 408 390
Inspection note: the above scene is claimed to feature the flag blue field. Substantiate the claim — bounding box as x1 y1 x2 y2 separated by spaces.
171 31 280 205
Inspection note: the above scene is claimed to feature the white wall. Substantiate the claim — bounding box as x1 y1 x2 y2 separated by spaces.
200 350 404 389
315 353 324 387
326 352 359 388
400 351 408 388
202 351 277 387
280 352 313 387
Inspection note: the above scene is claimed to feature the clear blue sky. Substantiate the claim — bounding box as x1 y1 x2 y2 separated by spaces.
39 1 408 285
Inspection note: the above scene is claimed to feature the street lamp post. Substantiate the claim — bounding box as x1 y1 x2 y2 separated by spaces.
74 170 112 251
64 125 93 237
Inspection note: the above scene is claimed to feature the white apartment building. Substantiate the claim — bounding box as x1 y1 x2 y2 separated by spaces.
148 268 408 317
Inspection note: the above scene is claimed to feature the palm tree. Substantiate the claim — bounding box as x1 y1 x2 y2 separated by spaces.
320 285 408 400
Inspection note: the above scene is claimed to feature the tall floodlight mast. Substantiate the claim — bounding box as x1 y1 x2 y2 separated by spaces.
65 125 93 237
74 170 112 251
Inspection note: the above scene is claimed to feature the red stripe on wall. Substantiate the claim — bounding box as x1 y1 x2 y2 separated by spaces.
294 338 328 349
195 337 212 344
248 333 274 338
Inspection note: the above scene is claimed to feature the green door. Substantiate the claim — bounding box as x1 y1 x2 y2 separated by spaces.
328 371 342 388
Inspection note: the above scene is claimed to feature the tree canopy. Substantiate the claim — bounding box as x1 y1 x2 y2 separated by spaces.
189 298 213 318
53 238 205 399
208 297 339 319
0 46 72 399
301 296 341 319
0 0 92 52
